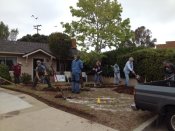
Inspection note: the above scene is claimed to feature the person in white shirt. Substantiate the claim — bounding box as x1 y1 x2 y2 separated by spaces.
111 63 121 85
123 57 136 87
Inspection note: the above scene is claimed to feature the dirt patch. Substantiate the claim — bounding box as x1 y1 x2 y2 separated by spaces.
113 85 135 95
0 83 154 131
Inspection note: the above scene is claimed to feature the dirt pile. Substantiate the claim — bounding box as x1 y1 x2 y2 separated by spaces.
113 85 134 95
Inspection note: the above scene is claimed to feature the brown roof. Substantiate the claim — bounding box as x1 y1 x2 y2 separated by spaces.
0 40 51 54
156 41 175 49
0 40 77 57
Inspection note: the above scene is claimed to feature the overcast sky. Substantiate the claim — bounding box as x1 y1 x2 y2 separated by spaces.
0 0 174 44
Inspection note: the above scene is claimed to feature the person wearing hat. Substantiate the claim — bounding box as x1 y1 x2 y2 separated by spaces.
12 62 22 84
123 57 136 87
32 60 52 90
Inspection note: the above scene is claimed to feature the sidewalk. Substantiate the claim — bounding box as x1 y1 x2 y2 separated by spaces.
0 88 117 131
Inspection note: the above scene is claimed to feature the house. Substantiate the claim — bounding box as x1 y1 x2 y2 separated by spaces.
156 41 175 49
0 40 77 80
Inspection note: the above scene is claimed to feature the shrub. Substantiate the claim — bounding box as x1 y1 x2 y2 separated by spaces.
80 51 106 74
81 47 175 81
21 73 32 84
101 47 144 77
116 48 175 81
0 64 11 81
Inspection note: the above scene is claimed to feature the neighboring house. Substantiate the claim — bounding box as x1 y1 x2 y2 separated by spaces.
156 41 175 49
0 40 77 80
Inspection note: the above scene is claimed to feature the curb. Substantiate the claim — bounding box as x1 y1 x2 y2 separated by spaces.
133 115 158 131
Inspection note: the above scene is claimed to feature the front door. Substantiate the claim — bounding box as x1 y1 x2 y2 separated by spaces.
33 58 44 79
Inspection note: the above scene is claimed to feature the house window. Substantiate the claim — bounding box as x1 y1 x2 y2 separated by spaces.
0 57 17 70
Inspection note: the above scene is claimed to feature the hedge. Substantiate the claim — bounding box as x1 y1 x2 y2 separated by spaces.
0 64 11 81
101 47 144 76
21 73 32 84
116 48 175 81
81 48 175 81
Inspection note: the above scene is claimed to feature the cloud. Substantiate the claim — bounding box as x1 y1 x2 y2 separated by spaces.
0 0 174 44
119 0 175 43
0 0 78 38
120 0 175 23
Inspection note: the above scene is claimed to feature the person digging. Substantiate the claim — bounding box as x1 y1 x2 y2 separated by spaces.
123 57 138 87
32 60 53 90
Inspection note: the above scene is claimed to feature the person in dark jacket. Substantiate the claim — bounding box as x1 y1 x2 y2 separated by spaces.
93 60 103 87
71 55 83 93
163 61 175 80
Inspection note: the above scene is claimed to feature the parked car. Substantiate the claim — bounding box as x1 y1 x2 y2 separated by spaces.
132 80 175 131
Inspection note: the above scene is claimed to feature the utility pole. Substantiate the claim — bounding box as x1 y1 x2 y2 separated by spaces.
33 25 42 34
31 15 41 34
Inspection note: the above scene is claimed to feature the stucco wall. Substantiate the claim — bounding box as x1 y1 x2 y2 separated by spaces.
0 52 57 80
18 52 56 79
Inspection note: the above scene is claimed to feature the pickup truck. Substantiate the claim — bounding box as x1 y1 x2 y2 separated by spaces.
134 80 175 131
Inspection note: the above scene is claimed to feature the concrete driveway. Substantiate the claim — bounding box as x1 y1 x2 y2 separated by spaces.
0 88 117 131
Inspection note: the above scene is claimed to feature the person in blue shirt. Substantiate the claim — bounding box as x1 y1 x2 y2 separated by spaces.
71 54 83 93
123 57 136 87
32 60 52 90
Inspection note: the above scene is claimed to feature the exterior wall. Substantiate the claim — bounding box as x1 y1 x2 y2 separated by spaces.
0 52 57 80
19 52 56 80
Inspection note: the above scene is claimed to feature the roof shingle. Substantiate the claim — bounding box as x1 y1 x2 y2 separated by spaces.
0 40 51 54
0 40 77 57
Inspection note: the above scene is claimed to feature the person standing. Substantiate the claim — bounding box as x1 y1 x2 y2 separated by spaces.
12 62 22 84
71 55 83 93
163 61 175 80
93 60 103 86
32 60 52 90
111 63 121 85
123 57 136 87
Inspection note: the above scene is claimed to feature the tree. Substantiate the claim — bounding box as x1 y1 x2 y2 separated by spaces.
48 32 72 71
48 32 72 58
61 0 132 52
18 34 48 43
80 51 105 67
8 28 19 41
0 21 9 40
134 26 157 47
80 51 106 75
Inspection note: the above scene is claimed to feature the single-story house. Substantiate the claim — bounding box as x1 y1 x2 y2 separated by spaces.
0 40 77 80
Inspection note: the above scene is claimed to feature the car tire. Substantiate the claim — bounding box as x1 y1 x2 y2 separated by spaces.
166 110 175 131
